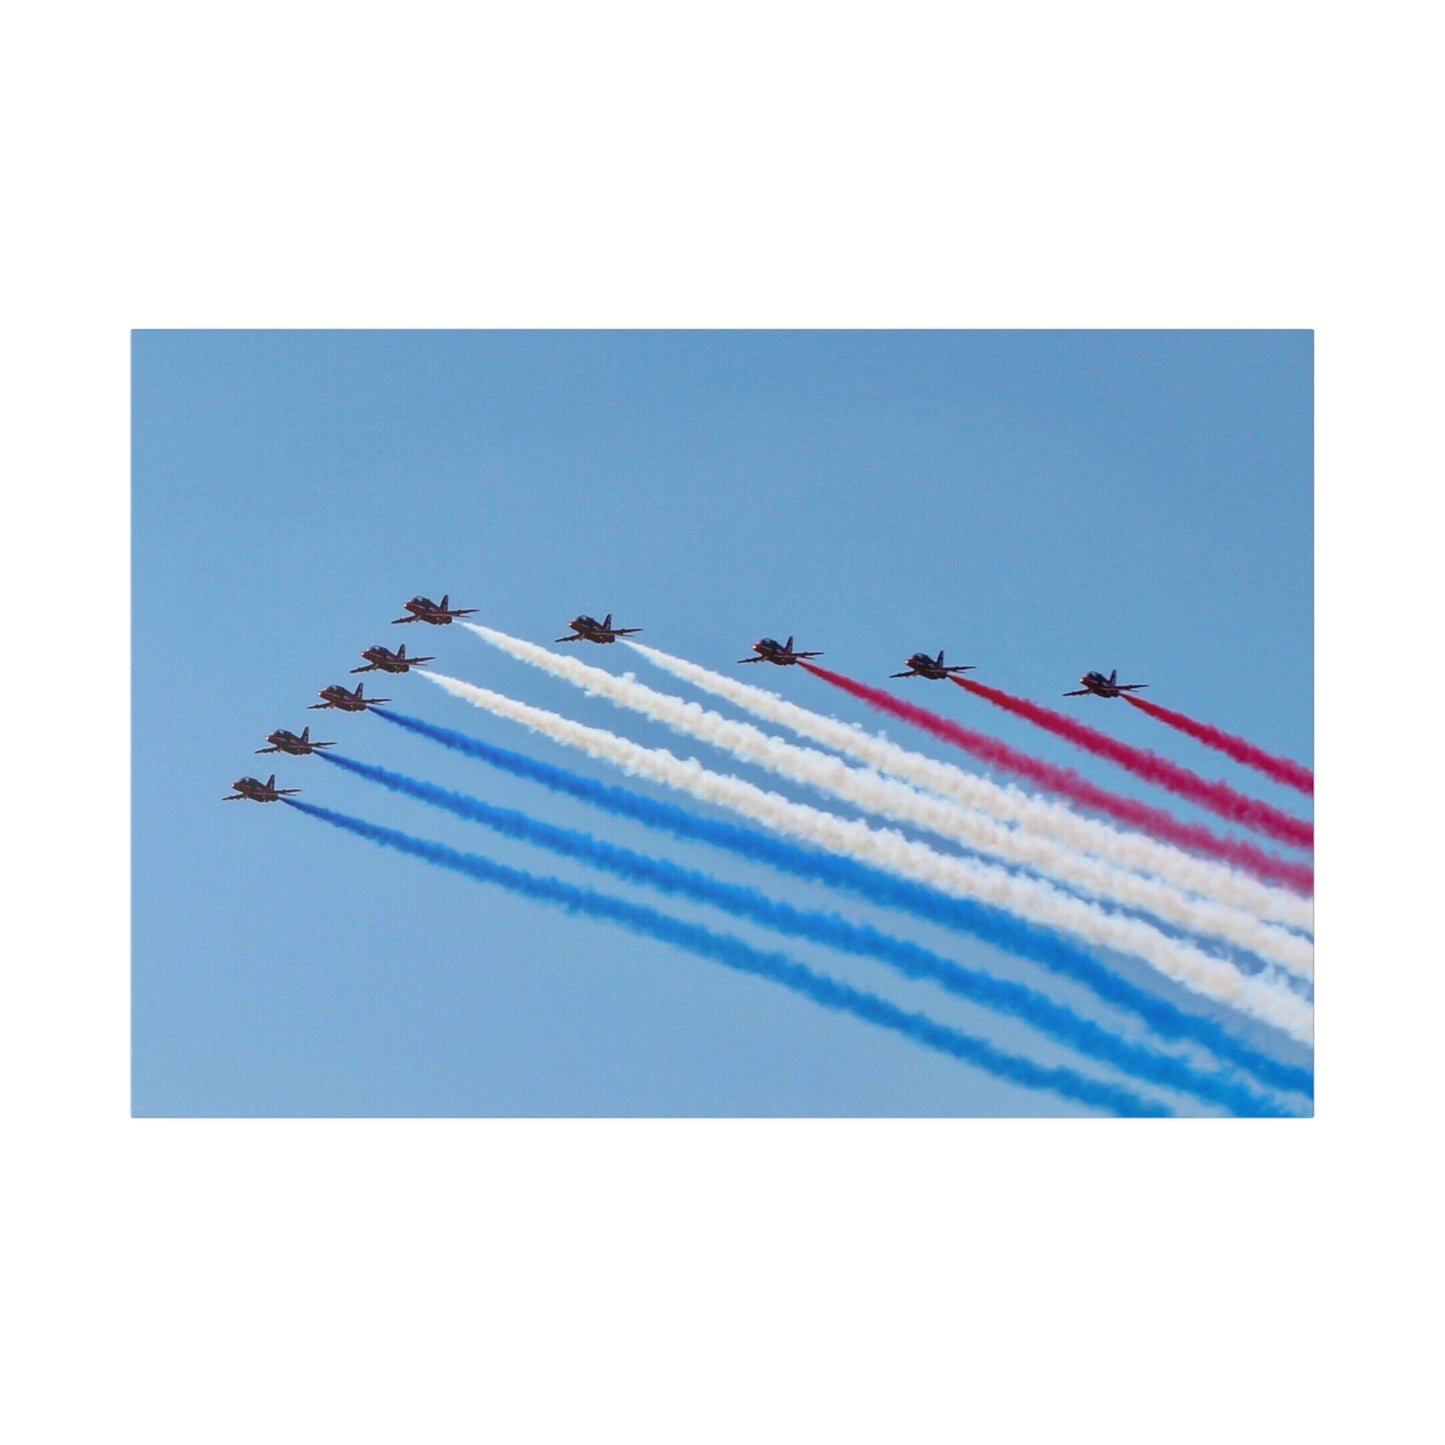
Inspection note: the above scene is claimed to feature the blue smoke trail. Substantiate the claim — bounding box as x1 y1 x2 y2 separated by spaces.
373 706 1312 1100
319 748 1289 1116
282 798 1169 1116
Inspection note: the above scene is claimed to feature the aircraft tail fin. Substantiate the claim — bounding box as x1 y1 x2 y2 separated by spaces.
937 650 946 666
603 613 611 630
300 726 309 743
440 594 449 610
266 774 276 789
398 644 406 659
785 636 794 652
1109 669 1117 685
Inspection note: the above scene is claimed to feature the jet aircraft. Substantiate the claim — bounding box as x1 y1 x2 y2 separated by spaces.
1064 669 1148 698
351 643 434 674
737 636 824 666
391 594 477 625
555 613 642 644
223 774 300 802
309 682 391 711
256 725 335 756
891 649 976 680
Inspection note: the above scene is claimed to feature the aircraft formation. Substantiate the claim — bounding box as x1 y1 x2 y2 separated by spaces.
225 593 476 799
214 589 1320 1123
227 590 1150 800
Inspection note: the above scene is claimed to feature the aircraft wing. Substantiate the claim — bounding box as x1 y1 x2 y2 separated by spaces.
1119 684 1148 691
737 656 765 663
350 663 377 672
255 745 280 753
391 615 418 623
555 634 582 643
889 670 916 678
1062 688 1090 696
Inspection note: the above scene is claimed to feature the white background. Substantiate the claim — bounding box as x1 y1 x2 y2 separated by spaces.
4 3 1433 1440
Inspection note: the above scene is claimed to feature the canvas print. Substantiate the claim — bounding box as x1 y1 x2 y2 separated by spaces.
132 330 1313 1116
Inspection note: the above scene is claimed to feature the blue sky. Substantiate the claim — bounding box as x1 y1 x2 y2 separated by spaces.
132 330 1312 1116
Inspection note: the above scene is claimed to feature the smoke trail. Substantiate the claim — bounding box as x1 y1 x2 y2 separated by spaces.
797 661 1315 895
316 749 1294 1114
629 640 1313 934
281 798 1170 1116
1122 694 1314 795
619 645 1312 962
428 661 1307 1035
459 624 1310 976
375 707 1311 1095
403 677 1314 1050
954 676 1313 849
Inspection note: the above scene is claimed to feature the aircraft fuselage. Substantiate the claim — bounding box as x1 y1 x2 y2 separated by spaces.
1066 670 1146 698
893 651 974 680
355 646 432 673
393 595 475 625
225 775 298 802
556 615 641 644
312 685 389 711
739 637 823 666
259 729 334 755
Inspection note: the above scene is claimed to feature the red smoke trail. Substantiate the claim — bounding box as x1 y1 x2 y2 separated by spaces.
797 662 1314 895
1121 694 1313 795
952 677 1313 851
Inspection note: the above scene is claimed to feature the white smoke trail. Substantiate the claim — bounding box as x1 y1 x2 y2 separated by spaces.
422 667 1314 1044
625 640 1315 935
460 624 1313 979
